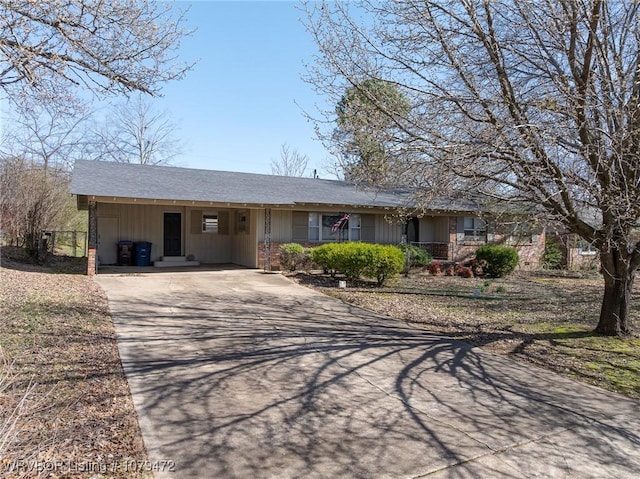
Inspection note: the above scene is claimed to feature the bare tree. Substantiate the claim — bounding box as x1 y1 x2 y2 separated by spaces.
92 94 183 165
1 105 94 171
0 158 71 261
270 143 310 177
304 0 640 335
0 1 192 108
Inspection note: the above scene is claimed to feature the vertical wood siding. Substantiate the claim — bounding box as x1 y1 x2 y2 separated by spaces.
375 215 402 244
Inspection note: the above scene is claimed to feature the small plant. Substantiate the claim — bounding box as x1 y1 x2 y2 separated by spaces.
541 238 563 269
475 244 519 278
279 243 305 272
457 266 474 278
399 243 432 270
428 260 442 276
365 244 406 285
496 285 506 293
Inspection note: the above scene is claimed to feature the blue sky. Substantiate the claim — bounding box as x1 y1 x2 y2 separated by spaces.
155 0 332 175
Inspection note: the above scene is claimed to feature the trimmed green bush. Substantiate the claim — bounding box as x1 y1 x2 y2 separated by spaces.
279 243 305 272
399 243 432 269
311 243 341 277
333 242 370 280
475 244 519 278
311 242 404 285
364 244 405 285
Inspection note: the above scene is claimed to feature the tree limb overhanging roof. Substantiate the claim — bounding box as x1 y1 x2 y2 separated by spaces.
70 160 478 212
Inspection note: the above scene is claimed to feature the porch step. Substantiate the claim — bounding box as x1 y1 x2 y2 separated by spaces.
154 256 200 268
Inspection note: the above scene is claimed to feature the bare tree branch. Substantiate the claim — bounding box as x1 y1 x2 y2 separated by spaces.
303 0 640 335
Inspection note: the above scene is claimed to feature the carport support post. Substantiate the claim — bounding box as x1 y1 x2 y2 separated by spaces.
264 208 272 272
87 201 97 276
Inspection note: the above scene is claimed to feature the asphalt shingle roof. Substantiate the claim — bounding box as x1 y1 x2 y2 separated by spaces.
70 160 478 212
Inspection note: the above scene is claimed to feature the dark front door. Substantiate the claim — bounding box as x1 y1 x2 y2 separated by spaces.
406 217 419 243
164 213 182 256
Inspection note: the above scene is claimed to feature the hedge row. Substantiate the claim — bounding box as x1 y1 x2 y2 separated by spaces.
279 242 405 286
279 242 519 282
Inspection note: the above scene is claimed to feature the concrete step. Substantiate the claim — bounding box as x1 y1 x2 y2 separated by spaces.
159 256 187 262
154 257 200 268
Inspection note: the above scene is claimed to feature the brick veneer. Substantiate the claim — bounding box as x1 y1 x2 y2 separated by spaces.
258 242 319 271
87 247 97 276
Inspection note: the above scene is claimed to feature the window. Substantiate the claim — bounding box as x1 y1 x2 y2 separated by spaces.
577 239 596 255
508 223 534 244
309 213 361 242
202 214 218 233
463 217 486 242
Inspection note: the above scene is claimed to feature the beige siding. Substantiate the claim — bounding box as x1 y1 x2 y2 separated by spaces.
420 219 436 242
231 209 258 268
255 209 294 243
97 203 167 262
420 216 449 243
375 215 403 244
270 210 293 242
184 207 232 263
96 203 252 264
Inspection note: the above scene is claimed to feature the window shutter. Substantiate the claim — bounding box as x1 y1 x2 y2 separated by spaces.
292 212 308 243
218 211 230 235
456 217 465 243
191 210 202 235
361 214 375 242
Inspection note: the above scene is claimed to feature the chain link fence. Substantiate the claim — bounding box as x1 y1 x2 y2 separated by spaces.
42 231 87 257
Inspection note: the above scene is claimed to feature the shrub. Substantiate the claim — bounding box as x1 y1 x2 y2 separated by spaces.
311 243 341 277
398 243 432 269
364 244 405 286
541 239 563 269
444 264 456 276
333 242 371 280
279 243 305 272
475 244 519 278
457 266 474 278
428 261 442 276
311 242 404 285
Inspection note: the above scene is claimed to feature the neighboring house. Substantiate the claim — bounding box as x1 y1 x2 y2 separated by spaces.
70 160 545 275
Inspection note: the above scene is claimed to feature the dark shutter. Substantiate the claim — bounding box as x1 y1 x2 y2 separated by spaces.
218 211 230 235
191 210 202 235
361 214 375 242
292 212 309 243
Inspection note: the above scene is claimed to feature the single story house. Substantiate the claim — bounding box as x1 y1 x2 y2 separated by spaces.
70 160 545 275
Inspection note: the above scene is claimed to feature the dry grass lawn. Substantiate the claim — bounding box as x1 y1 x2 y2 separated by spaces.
0 252 149 478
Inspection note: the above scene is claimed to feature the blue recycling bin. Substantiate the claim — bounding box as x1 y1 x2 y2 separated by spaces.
133 241 152 266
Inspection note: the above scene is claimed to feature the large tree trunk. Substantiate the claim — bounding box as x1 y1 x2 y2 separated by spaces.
595 251 636 336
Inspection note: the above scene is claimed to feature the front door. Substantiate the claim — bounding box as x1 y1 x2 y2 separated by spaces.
97 217 119 265
406 217 419 243
164 213 182 256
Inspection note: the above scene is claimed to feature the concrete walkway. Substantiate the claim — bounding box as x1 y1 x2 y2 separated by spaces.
97 269 640 479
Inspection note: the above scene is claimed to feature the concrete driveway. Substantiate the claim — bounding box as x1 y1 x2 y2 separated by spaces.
97 269 640 479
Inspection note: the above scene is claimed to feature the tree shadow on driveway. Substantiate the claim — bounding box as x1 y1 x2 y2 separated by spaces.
101 273 640 479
